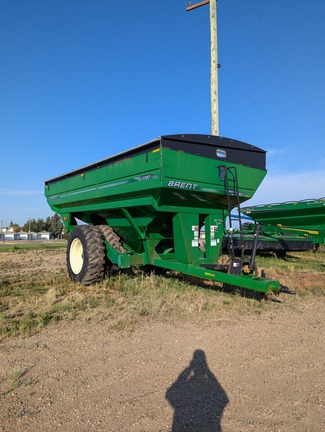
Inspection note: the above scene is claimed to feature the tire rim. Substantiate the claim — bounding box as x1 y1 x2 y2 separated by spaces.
70 238 84 274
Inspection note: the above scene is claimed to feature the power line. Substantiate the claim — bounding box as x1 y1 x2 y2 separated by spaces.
221 42 318 150
229 0 325 139
248 0 325 132
189 4 314 146
134 0 323 150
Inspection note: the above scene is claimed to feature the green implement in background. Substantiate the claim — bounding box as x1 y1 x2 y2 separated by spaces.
241 198 325 245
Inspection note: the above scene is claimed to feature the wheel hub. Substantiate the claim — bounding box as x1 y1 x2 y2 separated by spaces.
69 238 84 274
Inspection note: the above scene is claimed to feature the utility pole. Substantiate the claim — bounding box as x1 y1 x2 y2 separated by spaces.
186 0 219 136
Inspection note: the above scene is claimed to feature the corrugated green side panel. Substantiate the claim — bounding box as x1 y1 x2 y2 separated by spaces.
45 149 162 211
45 146 266 215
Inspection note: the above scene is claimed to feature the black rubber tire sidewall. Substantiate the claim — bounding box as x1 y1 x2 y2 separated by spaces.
67 225 105 285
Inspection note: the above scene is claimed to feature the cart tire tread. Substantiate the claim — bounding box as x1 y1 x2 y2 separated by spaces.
97 225 126 253
67 225 105 285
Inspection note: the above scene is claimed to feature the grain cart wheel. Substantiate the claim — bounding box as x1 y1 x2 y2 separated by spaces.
67 225 105 285
97 225 126 253
96 225 126 276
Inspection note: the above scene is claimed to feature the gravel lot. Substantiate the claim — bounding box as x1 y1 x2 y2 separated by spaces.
0 248 324 431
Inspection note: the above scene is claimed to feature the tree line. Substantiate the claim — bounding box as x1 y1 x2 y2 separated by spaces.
8 214 64 238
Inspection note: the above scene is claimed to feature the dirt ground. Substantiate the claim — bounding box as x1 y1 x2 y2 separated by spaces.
0 249 324 432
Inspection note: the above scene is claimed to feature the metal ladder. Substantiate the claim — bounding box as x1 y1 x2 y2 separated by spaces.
222 166 244 260
222 165 261 274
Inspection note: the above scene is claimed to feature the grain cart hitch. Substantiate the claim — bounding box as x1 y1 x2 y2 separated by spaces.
279 285 296 295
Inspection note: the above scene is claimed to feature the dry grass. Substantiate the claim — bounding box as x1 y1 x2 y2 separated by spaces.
255 249 325 294
0 246 324 339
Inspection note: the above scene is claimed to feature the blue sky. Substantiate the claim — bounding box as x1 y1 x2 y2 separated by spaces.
1 0 324 226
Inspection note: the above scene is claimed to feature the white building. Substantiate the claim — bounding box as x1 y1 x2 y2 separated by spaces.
37 232 52 240
0 230 52 241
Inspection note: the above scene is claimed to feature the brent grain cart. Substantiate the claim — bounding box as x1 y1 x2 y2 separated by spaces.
45 134 292 295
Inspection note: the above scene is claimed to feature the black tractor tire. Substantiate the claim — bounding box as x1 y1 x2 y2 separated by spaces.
95 225 127 277
67 225 105 285
96 225 126 253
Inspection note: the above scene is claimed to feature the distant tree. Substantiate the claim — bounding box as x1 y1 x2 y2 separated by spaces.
45 216 52 231
35 218 47 232
22 221 29 232
20 215 64 236
22 218 36 232
50 214 64 238
9 221 21 233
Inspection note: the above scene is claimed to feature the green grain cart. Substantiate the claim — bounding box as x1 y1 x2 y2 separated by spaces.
45 134 292 295
242 198 325 246
228 223 315 256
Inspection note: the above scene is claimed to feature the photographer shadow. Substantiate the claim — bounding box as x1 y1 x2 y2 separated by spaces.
166 350 229 432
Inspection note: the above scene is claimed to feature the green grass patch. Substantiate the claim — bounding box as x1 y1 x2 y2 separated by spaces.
0 241 67 252
255 250 325 274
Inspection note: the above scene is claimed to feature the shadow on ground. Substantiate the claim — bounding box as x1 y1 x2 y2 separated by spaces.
166 349 229 432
